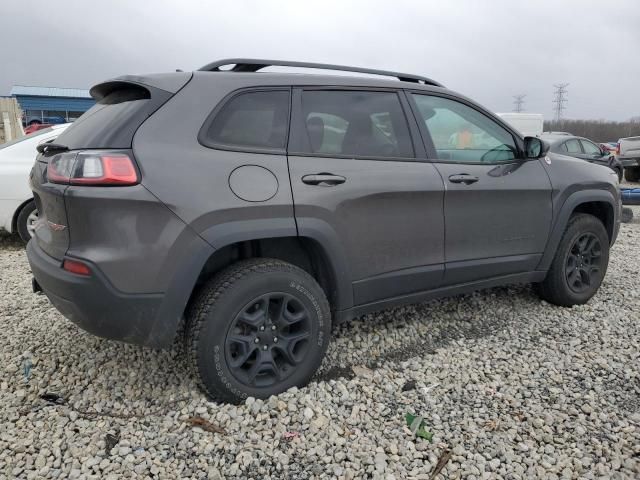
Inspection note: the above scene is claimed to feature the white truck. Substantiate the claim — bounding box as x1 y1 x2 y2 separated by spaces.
618 136 640 182
496 113 544 137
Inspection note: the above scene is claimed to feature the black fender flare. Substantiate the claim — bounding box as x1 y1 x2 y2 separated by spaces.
537 189 618 271
294 217 354 312
199 216 353 312
150 228 215 348
153 217 353 347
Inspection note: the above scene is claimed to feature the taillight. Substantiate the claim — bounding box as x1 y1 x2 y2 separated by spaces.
63 258 91 276
615 143 620 155
47 151 139 186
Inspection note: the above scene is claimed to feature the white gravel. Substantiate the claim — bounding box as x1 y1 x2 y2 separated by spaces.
0 208 639 479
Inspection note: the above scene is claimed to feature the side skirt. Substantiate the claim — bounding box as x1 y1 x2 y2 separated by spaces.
334 271 547 324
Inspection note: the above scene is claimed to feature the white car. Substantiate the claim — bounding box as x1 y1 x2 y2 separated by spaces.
0 124 70 242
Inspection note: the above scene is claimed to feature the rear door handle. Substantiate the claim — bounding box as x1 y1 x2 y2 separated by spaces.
448 174 479 185
301 173 346 186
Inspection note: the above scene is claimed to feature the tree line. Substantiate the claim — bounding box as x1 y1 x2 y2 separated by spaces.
543 119 640 143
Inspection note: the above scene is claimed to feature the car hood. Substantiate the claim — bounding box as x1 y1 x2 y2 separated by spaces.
544 151 619 194
547 150 607 169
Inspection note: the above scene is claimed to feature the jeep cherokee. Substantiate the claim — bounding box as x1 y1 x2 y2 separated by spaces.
27 59 621 402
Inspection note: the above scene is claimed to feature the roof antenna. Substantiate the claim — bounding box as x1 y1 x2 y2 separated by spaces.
176 69 183 72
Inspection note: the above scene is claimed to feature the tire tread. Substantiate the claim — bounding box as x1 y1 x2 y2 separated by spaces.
537 213 609 307
185 258 329 403
16 200 36 244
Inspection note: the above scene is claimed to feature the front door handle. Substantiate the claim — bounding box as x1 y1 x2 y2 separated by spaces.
448 174 479 185
302 173 346 186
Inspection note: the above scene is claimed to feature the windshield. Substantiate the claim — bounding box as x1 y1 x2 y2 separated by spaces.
0 127 54 150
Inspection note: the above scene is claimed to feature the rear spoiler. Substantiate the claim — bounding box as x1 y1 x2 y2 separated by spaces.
90 72 192 101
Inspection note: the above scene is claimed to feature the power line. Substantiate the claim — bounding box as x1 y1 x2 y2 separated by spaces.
513 94 526 113
552 83 569 121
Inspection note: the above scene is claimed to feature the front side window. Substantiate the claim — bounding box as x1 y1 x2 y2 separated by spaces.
204 90 290 150
564 139 581 154
580 140 601 155
412 94 517 163
300 90 413 158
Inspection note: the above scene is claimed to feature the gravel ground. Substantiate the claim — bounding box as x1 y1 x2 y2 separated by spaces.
0 208 639 479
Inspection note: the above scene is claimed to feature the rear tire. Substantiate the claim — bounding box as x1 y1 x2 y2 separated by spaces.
16 201 38 244
185 258 331 403
536 214 609 307
624 166 640 182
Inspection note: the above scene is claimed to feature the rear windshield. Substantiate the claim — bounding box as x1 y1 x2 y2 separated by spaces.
54 85 170 150
0 127 54 150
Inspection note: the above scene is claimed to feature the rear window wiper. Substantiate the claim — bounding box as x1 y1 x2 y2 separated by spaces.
37 143 69 154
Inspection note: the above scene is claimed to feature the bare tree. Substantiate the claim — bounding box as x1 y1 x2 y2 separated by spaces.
544 119 640 142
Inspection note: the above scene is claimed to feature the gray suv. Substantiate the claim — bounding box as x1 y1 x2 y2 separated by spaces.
27 59 621 402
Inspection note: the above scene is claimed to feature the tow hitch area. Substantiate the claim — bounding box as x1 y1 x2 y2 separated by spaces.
32 277 42 294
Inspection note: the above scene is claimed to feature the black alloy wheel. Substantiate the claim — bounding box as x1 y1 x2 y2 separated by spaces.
186 258 331 403
565 232 602 294
225 293 312 388
536 213 609 307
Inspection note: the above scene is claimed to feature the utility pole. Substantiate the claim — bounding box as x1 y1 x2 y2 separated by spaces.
513 94 526 113
552 83 569 121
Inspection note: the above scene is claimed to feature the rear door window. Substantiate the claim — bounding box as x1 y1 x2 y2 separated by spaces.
564 139 582 154
201 90 290 151
298 90 414 158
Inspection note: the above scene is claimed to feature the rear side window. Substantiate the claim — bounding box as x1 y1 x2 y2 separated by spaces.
564 139 581 154
201 90 290 151
299 91 413 158
54 84 171 150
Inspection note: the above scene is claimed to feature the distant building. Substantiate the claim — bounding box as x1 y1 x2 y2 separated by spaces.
10 85 95 125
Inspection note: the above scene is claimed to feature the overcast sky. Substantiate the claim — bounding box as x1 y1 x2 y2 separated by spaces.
3 0 639 121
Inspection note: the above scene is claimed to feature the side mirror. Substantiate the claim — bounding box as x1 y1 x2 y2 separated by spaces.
524 136 549 159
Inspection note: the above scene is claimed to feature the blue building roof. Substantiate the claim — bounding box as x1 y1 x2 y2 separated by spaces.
10 85 92 98
11 85 95 114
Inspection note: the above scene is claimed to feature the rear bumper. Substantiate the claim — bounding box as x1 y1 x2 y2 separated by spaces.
27 240 167 348
619 157 640 167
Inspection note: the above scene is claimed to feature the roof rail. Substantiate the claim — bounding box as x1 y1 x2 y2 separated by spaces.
198 58 444 87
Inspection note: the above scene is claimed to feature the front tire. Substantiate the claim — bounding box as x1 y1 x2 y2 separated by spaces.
16 201 38 244
536 214 609 307
185 259 331 403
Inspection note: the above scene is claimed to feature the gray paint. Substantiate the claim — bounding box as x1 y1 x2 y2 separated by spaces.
63 184 198 293
434 159 552 283
27 68 622 349
289 155 445 294
29 159 71 260
228 165 279 202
